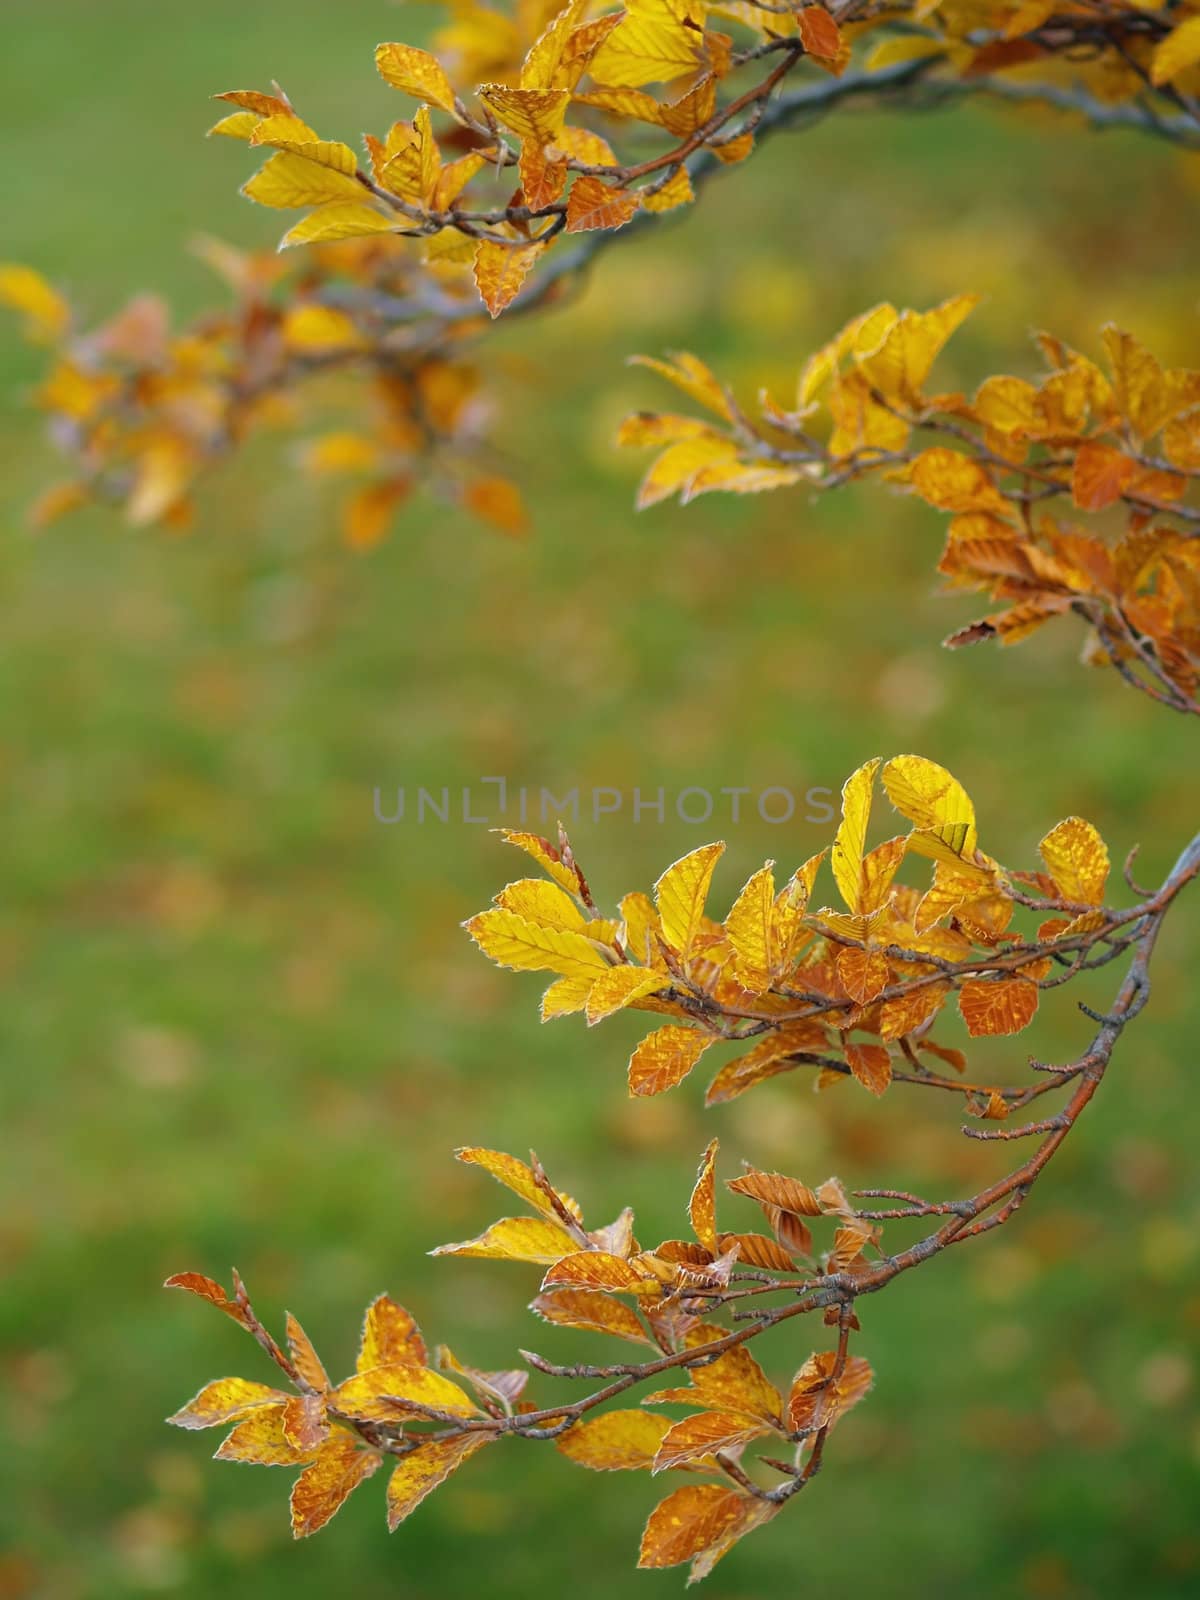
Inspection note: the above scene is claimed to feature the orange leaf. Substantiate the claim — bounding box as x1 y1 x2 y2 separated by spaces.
835 947 890 1005
638 1483 769 1577
688 1138 719 1254
628 1024 714 1096
1072 442 1136 511
358 1295 428 1372
844 1041 892 1097
386 1434 492 1530
958 977 1039 1037
566 176 641 232
290 1431 381 1538
798 7 842 58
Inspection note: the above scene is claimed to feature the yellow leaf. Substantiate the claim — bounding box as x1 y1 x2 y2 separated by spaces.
1151 15 1200 84
585 964 672 1024
497 829 581 896
279 204 397 249
454 1146 584 1222
1101 325 1200 440
301 431 380 475
909 448 1008 513
1038 817 1110 905
520 0 590 88
332 1364 477 1421
215 1405 318 1466
386 1435 491 1529
290 1431 381 1538
375 42 458 112
557 1409 670 1471
282 304 366 353
542 1252 661 1293
430 1214 581 1263
207 110 261 140
630 350 734 421
643 166 695 212
243 150 365 209
286 1314 330 1393
464 906 614 981
881 755 978 863
654 841 725 958
358 1295 428 1372
636 436 741 508
723 863 776 992
704 1024 828 1105
494 877 587 931
831 758 881 914
249 122 358 175
541 973 596 1019
857 294 979 407
474 238 543 318
168 1377 284 1430
0 264 69 342
689 1138 720 1254
589 0 707 87
479 83 570 144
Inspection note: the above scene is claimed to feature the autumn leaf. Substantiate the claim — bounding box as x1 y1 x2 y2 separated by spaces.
844 1040 892 1096
464 907 614 981
558 1409 671 1471
654 1410 772 1471
279 204 397 249
688 1139 720 1255
215 1405 319 1466
531 1287 655 1345
168 1377 284 1430
474 239 543 318
628 1024 714 1096
831 758 881 913
332 1363 478 1422
638 1483 773 1579
654 841 725 959
958 976 1039 1037
431 1214 581 1264
375 42 458 112
786 1352 873 1434
290 1431 381 1538
566 177 641 232
358 1295 427 1372
586 964 672 1023
1038 817 1110 905
386 1435 492 1530
0 264 69 342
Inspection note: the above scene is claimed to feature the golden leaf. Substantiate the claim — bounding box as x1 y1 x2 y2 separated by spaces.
566 176 641 232
286 1314 330 1393
958 977 1039 1037
386 1435 492 1530
831 758 881 914
375 42 458 112
243 151 364 209
290 1431 381 1538
689 1138 720 1255
454 1146 583 1221
630 350 735 421
358 1295 428 1372
167 1377 284 1430
1152 16 1200 86
281 305 366 352
654 1410 771 1472
558 1409 671 1471
628 1024 714 1096
279 204 397 249
342 480 409 551
637 1483 766 1575
332 1364 477 1421
881 755 978 864
586 964 672 1024
0 263 69 342
589 0 707 88
654 841 725 959
643 167 695 212
431 1214 581 1263
727 1170 821 1216
215 1405 318 1466
1038 816 1110 905
464 906 614 981
786 1352 873 1434
856 294 978 407
542 1252 660 1293
474 238 543 318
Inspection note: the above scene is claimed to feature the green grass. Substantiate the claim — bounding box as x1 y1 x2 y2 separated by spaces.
2 4 1199 1597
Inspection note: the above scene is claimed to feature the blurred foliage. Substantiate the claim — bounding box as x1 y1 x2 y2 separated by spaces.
1 2 1199 1597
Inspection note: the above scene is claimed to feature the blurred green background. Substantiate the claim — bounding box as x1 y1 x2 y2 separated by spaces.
2 3 1199 1596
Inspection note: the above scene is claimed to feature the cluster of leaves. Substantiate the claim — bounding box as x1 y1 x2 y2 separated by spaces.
0 251 527 545
622 301 1200 711
466 754 1124 1112
6 1 1200 545
167 1140 874 1581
